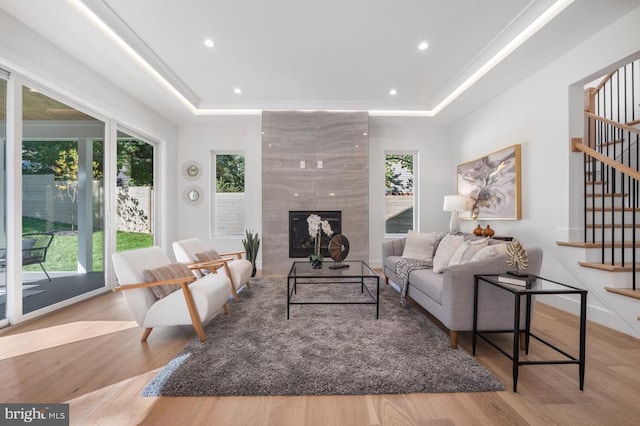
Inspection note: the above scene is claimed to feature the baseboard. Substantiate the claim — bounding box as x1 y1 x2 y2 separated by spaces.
538 294 640 339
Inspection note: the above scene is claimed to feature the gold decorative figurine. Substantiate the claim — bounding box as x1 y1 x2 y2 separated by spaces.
506 239 528 275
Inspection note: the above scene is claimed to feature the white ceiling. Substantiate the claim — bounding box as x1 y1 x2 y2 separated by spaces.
1 0 639 124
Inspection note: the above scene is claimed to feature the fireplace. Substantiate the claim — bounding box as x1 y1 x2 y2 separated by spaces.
289 210 342 258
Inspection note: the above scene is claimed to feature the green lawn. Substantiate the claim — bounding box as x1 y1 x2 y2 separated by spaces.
22 217 153 272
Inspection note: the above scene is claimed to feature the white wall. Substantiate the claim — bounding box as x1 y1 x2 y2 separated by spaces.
449 6 640 338
177 116 263 264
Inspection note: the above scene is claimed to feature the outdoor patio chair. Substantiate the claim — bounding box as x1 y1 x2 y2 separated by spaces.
112 246 231 342
21 232 55 281
172 238 252 303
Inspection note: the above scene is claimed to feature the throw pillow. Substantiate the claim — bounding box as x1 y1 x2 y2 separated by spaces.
447 237 490 267
470 243 508 262
142 262 193 299
432 234 465 273
193 249 221 263
193 249 222 275
402 231 438 262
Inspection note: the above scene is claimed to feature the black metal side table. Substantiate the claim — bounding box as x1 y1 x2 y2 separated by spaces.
473 274 587 392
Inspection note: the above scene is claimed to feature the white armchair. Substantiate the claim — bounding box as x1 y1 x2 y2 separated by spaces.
112 246 231 342
172 238 252 303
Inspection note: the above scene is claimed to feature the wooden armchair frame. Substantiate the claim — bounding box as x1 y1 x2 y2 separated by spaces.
186 256 251 303
213 250 252 292
113 274 229 342
172 239 254 306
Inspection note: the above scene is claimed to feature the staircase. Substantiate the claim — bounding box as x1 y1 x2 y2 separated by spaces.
559 59 640 298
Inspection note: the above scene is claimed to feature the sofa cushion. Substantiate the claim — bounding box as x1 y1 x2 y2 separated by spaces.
402 231 438 261
432 234 465 273
385 255 403 272
448 237 490 267
471 243 508 262
143 262 192 299
406 268 445 305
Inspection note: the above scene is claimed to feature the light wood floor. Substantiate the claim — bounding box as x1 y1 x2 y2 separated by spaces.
1 285 639 425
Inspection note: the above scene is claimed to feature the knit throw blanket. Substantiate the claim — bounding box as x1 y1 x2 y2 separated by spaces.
396 258 432 307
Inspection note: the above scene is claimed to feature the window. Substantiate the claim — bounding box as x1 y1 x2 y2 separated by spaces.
385 153 416 235
116 130 155 251
213 153 245 236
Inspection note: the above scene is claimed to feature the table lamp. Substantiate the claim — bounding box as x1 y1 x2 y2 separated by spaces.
443 195 468 233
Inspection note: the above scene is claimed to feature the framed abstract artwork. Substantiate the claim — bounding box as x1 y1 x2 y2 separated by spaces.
457 144 521 220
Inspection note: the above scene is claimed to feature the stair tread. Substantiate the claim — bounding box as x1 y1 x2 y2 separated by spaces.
587 224 640 228
558 241 640 248
605 287 640 300
585 193 627 197
578 262 637 272
586 207 637 212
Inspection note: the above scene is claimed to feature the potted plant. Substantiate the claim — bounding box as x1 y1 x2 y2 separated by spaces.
306 214 333 269
242 229 260 277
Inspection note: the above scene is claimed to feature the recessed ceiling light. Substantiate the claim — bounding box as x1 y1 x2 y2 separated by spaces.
389 89 397 96
418 41 429 51
234 88 242 94
204 39 214 48
362 132 367 136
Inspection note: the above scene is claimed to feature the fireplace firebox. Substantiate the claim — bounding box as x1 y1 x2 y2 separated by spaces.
289 210 342 258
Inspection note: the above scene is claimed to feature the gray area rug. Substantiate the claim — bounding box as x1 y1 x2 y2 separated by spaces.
143 276 503 396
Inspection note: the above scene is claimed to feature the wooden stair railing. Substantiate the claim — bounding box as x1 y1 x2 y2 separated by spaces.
568 59 640 293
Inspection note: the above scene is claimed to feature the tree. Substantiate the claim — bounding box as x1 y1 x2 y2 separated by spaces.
53 148 80 230
216 154 245 192
23 141 76 175
385 154 414 195
117 139 154 186
23 140 103 179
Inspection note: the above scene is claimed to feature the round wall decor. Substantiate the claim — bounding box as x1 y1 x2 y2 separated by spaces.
328 234 350 262
181 161 201 180
183 185 203 205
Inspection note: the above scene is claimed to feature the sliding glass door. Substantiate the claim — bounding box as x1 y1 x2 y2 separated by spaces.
21 85 106 314
0 72 161 325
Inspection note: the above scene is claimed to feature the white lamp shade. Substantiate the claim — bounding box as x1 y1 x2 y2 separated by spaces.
443 195 468 212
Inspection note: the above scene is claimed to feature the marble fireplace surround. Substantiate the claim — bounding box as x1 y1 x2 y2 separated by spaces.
262 111 369 276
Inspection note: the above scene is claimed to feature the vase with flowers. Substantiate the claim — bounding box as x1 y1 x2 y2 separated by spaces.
307 213 333 269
